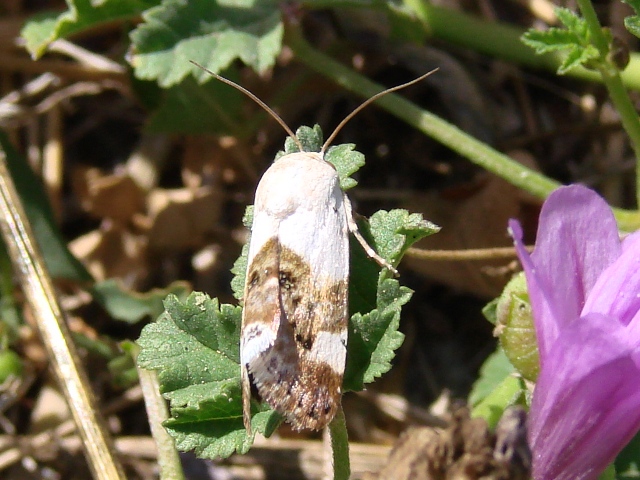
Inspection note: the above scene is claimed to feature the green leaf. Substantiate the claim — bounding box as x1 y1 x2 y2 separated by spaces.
129 0 283 87
521 7 604 74
623 0 640 14
344 277 410 390
91 279 191 324
555 7 588 36
280 124 324 155
468 348 515 407
21 0 157 58
522 27 583 54
625 16 640 39
558 44 599 74
471 374 526 429
623 0 640 39
146 74 244 134
0 132 91 282
137 293 280 457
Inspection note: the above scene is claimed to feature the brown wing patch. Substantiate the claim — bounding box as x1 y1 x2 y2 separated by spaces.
241 237 282 432
244 241 348 430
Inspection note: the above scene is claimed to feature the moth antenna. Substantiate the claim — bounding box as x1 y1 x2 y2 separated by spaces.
321 69 438 154
190 61 304 152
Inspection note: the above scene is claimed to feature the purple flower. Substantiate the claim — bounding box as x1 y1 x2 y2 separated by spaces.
510 184 640 480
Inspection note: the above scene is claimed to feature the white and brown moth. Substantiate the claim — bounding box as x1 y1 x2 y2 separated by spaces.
193 62 432 432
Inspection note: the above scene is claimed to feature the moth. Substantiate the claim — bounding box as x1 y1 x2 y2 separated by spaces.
192 62 432 432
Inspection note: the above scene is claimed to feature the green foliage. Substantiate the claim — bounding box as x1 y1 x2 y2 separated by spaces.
21 0 157 58
137 294 277 457
0 133 91 283
129 0 283 87
521 7 601 74
91 279 191 324
146 75 245 133
623 0 640 39
0 349 24 384
468 348 515 407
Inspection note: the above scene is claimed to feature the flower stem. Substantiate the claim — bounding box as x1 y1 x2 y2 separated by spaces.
576 0 640 207
327 405 350 480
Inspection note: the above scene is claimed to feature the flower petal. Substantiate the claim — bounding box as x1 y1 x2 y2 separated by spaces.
583 230 640 325
509 218 559 360
529 313 640 480
511 185 620 357
531 185 620 321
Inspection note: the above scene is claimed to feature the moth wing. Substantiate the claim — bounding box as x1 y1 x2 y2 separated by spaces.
261 180 349 430
242 153 349 431
241 209 282 433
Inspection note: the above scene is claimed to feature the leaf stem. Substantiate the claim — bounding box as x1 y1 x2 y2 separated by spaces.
576 0 640 207
133 342 186 480
286 26 640 232
327 405 350 480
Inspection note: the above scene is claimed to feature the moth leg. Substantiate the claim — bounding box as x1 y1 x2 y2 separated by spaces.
343 194 399 276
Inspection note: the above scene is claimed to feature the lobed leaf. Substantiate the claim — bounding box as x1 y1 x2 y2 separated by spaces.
21 0 157 58
129 0 283 87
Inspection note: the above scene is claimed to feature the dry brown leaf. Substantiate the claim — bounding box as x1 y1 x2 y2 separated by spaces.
145 187 223 250
69 224 147 283
363 405 530 480
73 167 145 223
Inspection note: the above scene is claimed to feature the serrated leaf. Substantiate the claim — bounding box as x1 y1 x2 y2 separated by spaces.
558 44 599 74
137 294 241 393
344 278 411 390
521 28 583 54
21 0 157 58
137 293 282 457
165 404 279 457
281 125 324 155
367 209 440 266
626 16 640 38
554 7 587 34
91 279 190 324
325 143 365 191
129 0 283 87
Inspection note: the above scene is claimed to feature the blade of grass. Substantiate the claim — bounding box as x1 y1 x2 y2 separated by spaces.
0 147 126 480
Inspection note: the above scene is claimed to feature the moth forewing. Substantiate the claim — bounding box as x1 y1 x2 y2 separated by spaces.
241 152 349 432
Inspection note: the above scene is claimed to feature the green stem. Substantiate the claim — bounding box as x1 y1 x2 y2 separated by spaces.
576 0 640 207
131 343 185 480
328 405 350 480
286 27 640 231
